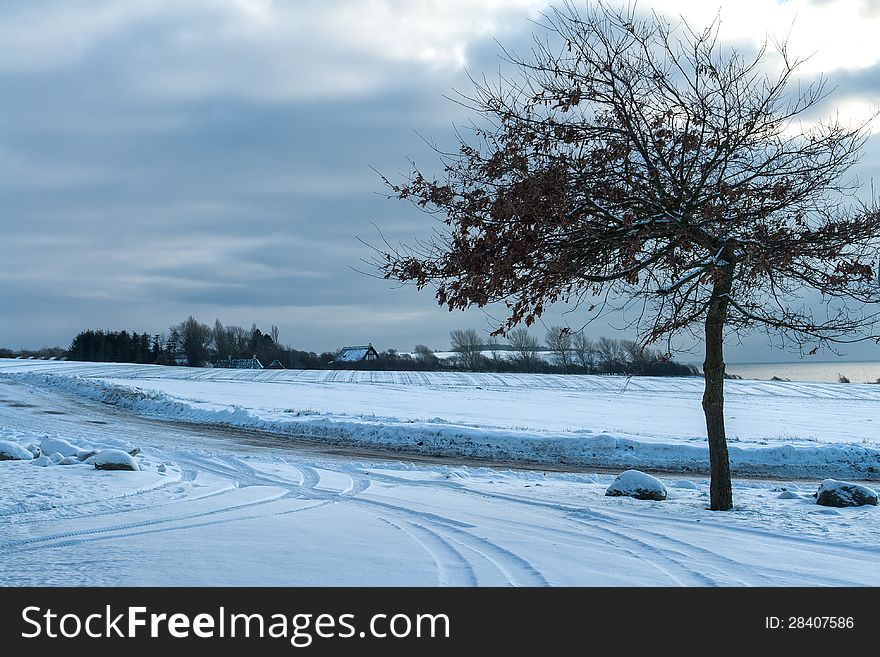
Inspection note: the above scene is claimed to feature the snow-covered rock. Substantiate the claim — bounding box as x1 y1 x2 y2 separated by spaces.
815 480 878 508
48 452 65 463
93 450 139 471
0 440 34 461
671 479 698 490
31 454 53 467
40 437 79 457
605 470 667 501
778 490 800 500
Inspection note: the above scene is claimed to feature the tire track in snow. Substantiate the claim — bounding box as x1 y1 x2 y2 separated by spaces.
0 488 297 554
566 515 728 586
7 499 334 556
0 466 191 524
378 518 478 586
225 459 547 586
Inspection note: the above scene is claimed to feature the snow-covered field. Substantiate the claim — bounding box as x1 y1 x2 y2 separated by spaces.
1 359 878 586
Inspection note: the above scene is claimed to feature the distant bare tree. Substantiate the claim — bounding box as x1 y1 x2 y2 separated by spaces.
507 327 542 372
545 326 574 371
450 329 486 371
485 336 506 368
621 339 648 373
571 333 596 373
596 337 626 372
414 344 439 369
169 316 213 367
213 319 231 360
374 3 880 509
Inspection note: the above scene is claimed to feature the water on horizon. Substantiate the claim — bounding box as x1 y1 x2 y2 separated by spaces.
724 360 880 384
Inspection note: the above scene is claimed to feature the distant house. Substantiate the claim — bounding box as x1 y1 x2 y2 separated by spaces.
334 344 379 363
266 359 285 369
213 356 263 369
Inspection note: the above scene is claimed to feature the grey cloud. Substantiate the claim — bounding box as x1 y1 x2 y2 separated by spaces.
3 1 879 362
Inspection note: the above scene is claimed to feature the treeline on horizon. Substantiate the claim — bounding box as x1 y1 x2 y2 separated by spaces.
1 317 698 377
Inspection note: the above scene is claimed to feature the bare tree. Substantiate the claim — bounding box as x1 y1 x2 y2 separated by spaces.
373 3 880 509
507 327 542 372
213 319 232 360
622 339 650 374
450 329 486 371
545 325 574 371
596 337 626 373
571 333 596 373
169 316 213 367
485 336 506 369
414 344 439 369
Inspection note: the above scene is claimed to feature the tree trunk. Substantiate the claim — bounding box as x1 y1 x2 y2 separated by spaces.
702 265 734 511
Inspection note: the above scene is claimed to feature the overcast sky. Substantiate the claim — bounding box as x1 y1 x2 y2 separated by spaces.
3 0 880 362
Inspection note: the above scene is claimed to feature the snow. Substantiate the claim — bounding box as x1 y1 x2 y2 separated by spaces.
605 469 667 500
0 358 879 586
816 479 879 507
0 439 34 460
40 436 81 458
335 347 372 362
1 360 879 480
92 449 139 471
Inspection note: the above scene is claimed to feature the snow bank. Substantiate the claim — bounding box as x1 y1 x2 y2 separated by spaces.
6 370 880 480
39 437 80 458
605 470 667 501
0 439 34 461
92 449 139 471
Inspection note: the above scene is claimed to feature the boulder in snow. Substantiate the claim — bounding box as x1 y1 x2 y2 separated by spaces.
0 440 35 461
40 437 79 458
778 490 800 500
671 479 698 490
31 454 53 467
815 480 878 508
605 470 667 501
93 449 139 471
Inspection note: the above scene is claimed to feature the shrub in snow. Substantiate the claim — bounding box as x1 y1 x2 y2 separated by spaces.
0 440 35 461
815 480 878 508
93 449 139 471
40 437 79 458
605 470 667 501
